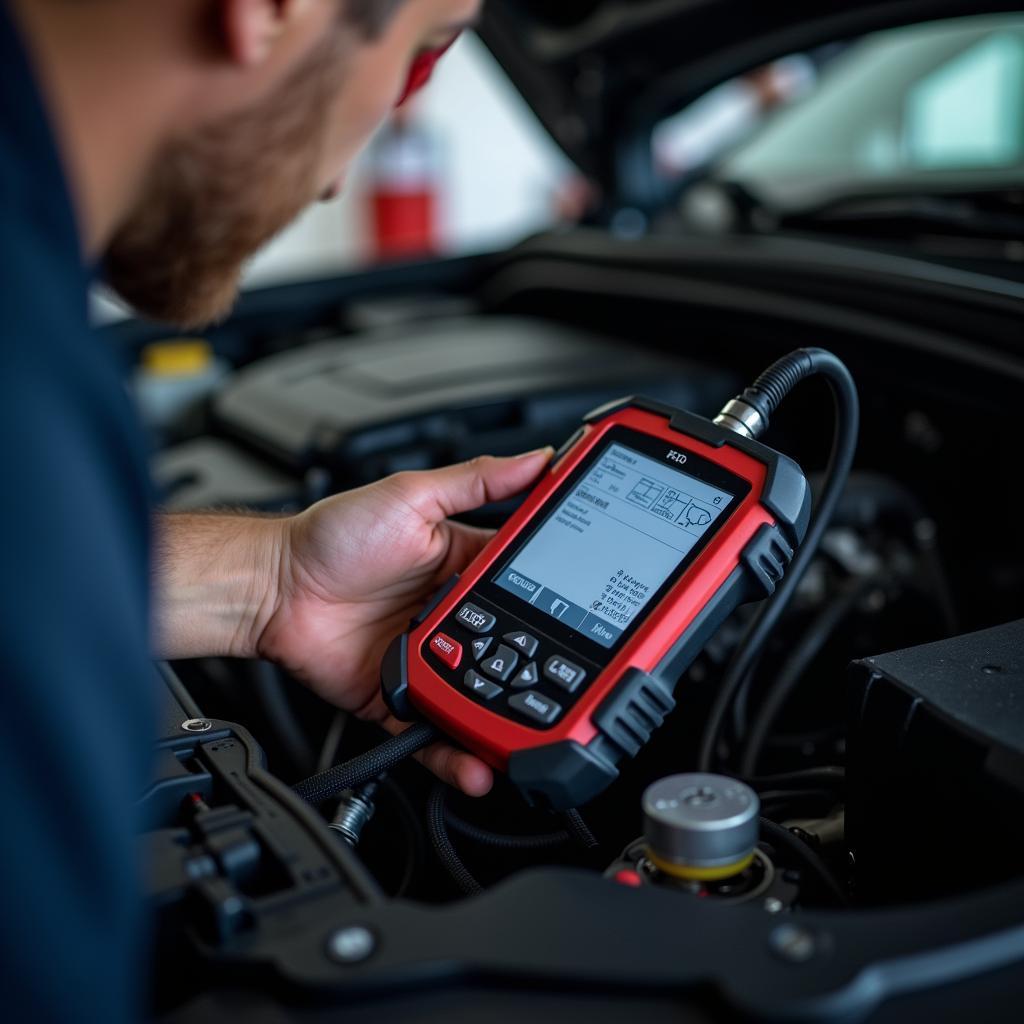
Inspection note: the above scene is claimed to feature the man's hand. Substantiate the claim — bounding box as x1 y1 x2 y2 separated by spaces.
155 448 553 796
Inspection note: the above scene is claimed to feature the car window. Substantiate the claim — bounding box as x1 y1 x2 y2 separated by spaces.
904 30 1024 171
721 14 1024 181
651 53 821 180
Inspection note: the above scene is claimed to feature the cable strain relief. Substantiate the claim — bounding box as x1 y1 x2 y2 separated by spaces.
743 349 816 421
736 387 774 428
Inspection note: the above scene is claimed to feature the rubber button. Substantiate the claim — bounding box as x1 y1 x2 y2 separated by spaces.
508 690 562 724
463 671 503 700
481 644 518 682
428 632 462 670
510 661 539 688
544 656 587 693
503 630 539 658
471 637 493 661
455 602 496 633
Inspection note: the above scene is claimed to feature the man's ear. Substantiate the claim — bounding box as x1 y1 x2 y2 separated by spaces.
220 0 308 66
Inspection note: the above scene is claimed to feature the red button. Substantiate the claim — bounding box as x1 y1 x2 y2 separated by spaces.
429 632 462 669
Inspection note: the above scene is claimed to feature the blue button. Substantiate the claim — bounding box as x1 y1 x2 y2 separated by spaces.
535 588 586 629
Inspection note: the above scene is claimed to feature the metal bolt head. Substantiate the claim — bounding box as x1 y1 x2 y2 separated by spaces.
327 926 376 964
181 718 212 733
763 897 784 914
769 923 818 963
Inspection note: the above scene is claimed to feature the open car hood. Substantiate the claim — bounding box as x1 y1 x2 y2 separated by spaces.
478 0 1023 207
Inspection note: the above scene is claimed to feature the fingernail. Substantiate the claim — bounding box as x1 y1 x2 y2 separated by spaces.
518 445 555 459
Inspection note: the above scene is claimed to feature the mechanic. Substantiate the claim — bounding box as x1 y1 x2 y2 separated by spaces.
0 1 549 1020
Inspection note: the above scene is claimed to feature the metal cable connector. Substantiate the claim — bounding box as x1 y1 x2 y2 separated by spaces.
713 398 767 439
328 782 378 846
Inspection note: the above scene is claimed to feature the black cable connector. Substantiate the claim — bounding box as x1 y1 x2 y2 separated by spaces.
293 722 439 805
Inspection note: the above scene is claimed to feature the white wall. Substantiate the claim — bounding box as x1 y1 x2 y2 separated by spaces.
241 32 574 287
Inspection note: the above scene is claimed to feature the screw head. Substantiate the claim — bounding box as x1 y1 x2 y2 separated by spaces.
181 718 212 733
763 897 784 914
327 926 376 964
769 923 818 963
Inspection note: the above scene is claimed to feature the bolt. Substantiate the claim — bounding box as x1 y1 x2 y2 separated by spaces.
764 897 784 914
681 786 717 807
181 718 213 733
769 923 818 963
327 926 376 964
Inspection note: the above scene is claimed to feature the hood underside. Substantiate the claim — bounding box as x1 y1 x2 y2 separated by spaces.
478 0 1024 203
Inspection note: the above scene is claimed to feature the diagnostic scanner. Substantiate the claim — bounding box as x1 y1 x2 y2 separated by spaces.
382 396 811 808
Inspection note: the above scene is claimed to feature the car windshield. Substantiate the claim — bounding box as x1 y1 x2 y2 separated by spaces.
660 14 1024 247
717 14 1024 214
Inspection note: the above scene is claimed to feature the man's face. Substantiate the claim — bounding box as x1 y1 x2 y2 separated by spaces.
105 0 478 329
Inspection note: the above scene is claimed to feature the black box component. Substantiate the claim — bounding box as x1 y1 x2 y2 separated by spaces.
211 316 738 487
848 620 1024 904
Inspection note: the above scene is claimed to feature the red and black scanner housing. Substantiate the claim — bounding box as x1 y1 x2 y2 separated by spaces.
382 397 810 809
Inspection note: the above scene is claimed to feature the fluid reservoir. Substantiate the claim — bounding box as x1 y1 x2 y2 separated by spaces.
643 773 760 881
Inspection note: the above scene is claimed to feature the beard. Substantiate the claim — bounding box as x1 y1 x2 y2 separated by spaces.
104 30 350 330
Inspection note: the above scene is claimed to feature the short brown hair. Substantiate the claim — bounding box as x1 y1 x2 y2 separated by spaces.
344 0 409 39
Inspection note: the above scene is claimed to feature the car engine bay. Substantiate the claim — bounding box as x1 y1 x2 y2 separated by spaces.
126 230 1024 1022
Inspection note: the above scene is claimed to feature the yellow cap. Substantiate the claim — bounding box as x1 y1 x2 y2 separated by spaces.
646 848 755 882
141 339 212 376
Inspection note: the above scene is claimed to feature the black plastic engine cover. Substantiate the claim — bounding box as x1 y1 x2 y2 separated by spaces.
211 315 738 486
848 620 1024 904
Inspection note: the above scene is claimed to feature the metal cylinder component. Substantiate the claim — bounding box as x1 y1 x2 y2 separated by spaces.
643 773 760 880
713 398 766 439
328 789 376 846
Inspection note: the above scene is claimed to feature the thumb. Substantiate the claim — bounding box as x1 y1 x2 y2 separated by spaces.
407 448 554 522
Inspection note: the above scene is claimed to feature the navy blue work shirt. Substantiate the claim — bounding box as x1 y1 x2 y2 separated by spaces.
0 3 153 1020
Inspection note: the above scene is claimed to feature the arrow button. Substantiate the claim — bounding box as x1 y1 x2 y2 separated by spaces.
462 670 503 701
481 644 518 682
503 630 538 658
510 661 539 688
